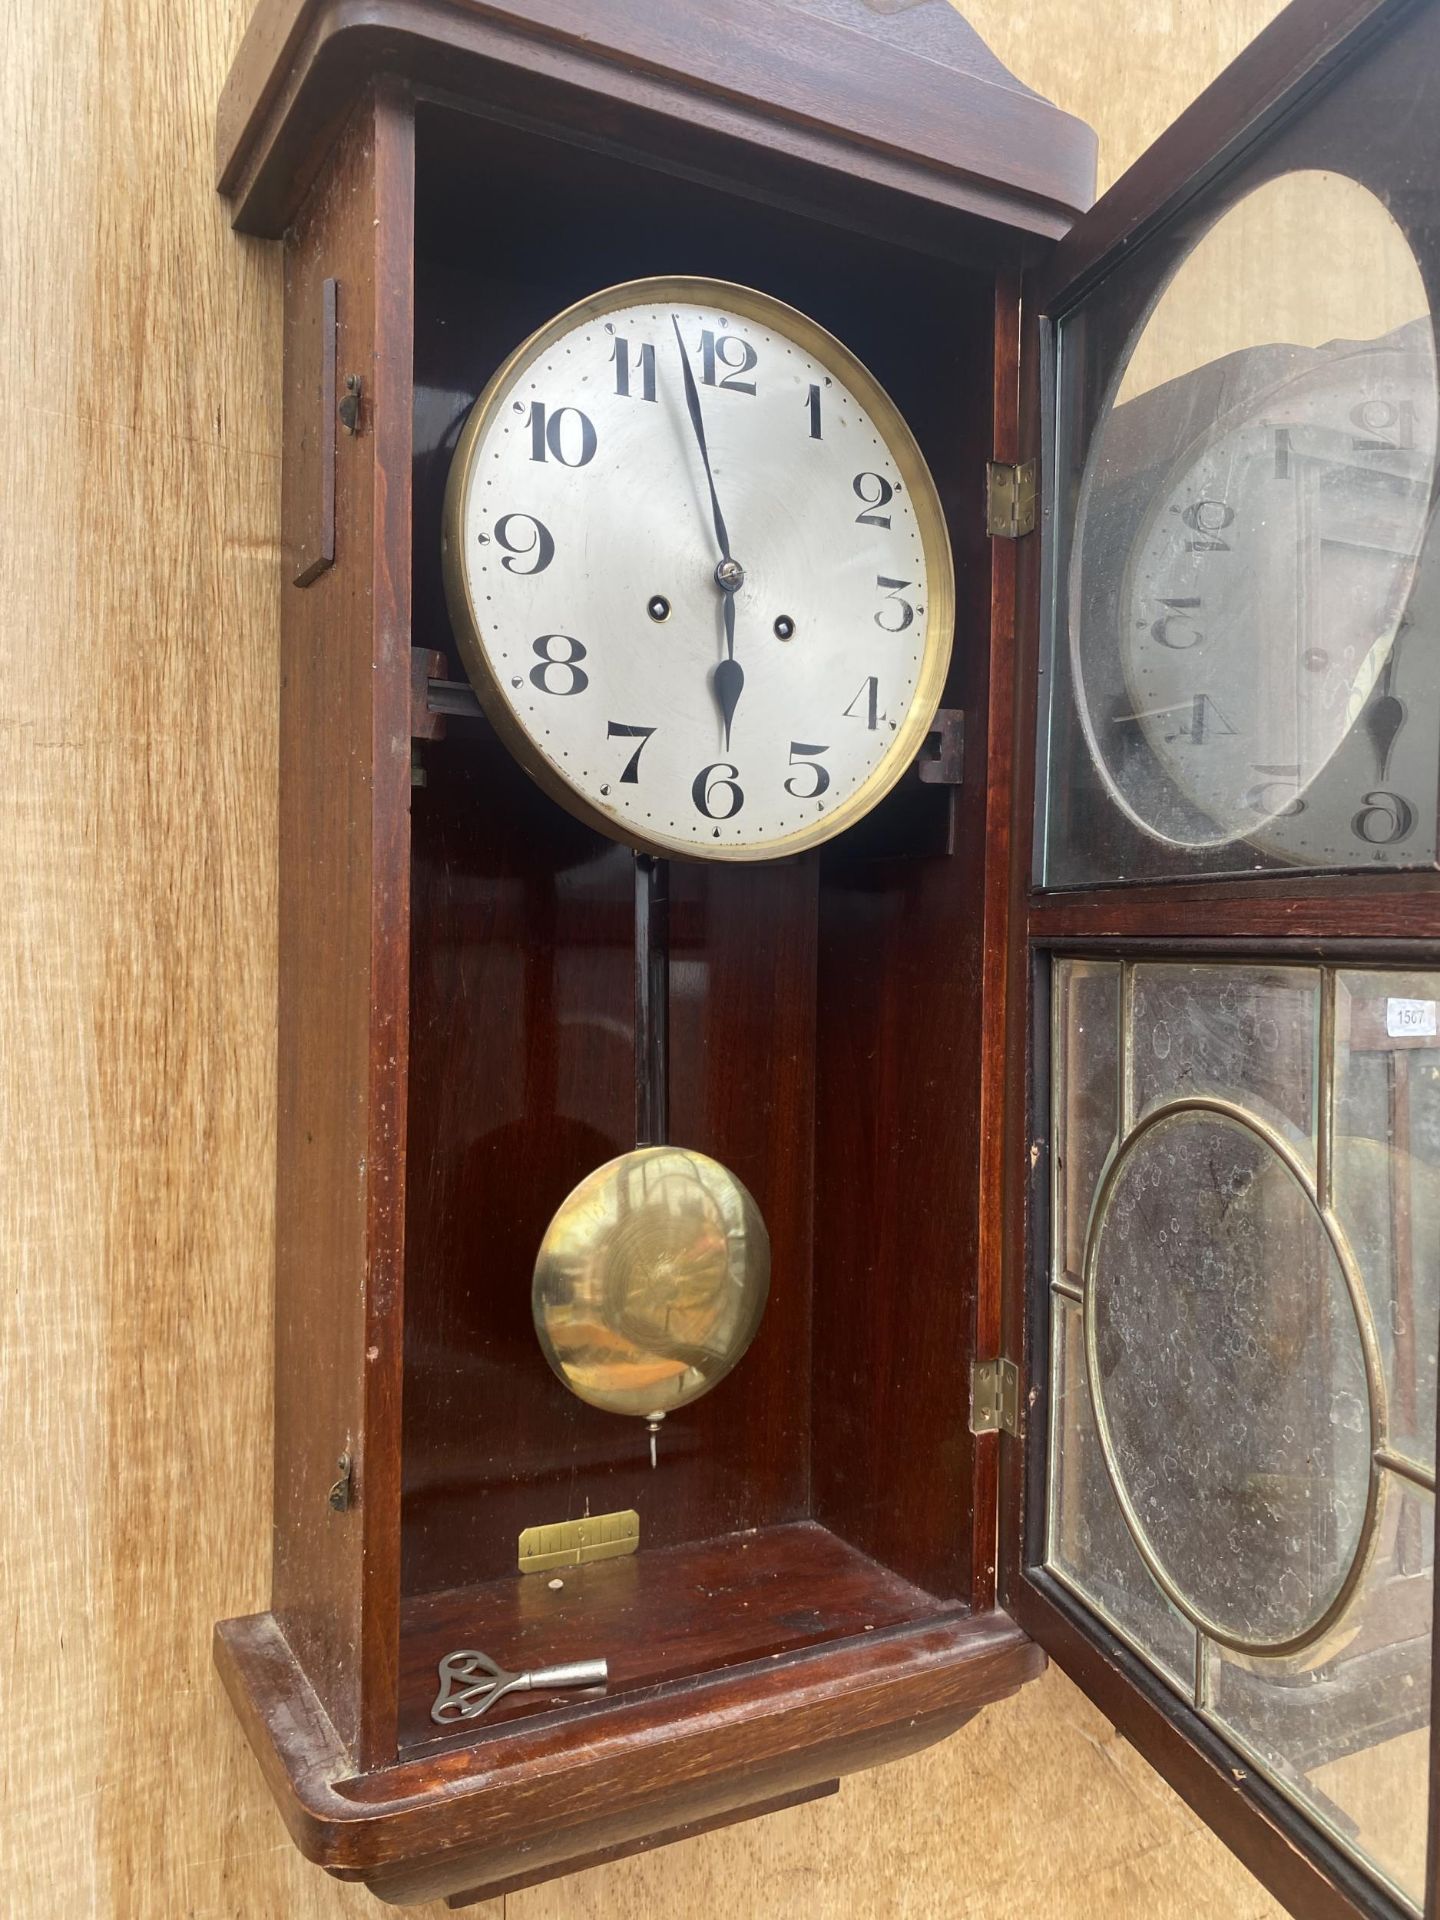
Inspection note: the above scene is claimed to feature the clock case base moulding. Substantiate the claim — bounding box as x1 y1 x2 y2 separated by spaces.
213 0 1091 1907
215 1594 1039 1905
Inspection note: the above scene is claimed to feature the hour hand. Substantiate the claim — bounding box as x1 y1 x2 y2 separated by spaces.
713 593 743 750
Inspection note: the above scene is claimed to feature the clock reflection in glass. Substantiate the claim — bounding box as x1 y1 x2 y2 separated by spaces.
1073 318 1439 866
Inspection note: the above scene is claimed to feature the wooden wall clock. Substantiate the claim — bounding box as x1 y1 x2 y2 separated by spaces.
211 2 1440 1914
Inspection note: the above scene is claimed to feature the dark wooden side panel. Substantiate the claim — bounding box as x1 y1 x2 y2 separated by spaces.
810 271 996 1602
361 77 418 1770
969 267 1023 1614
996 299 1046 1618
272 84 414 1768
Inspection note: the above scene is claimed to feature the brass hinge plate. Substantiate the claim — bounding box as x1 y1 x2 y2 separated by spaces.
986 458 1037 539
519 1508 640 1574
970 1357 1020 1436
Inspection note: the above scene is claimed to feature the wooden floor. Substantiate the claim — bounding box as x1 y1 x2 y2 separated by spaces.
0 0 1312 1916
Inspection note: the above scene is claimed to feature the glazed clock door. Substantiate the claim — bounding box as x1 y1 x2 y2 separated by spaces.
1006 5 1440 1919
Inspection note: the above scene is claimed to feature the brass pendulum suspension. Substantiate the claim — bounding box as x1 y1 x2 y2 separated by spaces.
530 852 771 1465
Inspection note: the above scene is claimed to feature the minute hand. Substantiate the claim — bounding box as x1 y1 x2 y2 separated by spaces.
672 317 744 750
673 315 731 563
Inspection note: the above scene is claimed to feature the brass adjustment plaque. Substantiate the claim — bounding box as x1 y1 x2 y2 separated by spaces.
518 1509 640 1574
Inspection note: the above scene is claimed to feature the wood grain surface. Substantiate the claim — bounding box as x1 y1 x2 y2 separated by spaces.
0 0 1294 1916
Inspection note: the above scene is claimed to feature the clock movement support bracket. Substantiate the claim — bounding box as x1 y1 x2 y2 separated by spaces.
411 648 451 738
919 708 965 787
408 665 966 857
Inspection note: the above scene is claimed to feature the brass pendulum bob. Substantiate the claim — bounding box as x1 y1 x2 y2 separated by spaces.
531 854 770 1464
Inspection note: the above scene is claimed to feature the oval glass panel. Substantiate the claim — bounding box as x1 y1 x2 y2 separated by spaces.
1070 169 1437 856
1087 1107 1374 1650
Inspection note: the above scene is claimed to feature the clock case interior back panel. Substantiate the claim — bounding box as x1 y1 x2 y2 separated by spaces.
404 90 1008 1775
403 103 997 1613
210 1 1097 1906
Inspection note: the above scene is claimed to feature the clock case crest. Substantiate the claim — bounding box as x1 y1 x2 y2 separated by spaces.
211 0 1437 1914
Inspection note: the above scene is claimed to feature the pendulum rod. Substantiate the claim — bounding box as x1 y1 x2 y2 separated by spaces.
634 852 670 1150
634 851 670 1468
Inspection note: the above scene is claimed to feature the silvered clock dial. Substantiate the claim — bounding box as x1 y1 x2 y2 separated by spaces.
442 276 955 861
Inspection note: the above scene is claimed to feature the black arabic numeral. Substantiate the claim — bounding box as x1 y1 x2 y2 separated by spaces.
1150 597 1202 649
853 471 894 528
1168 693 1236 745
530 633 589 696
607 721 656 783
1245 764 1306 818
845 676 880 731
785 742 830 799
698 329 757 395
1181 498 1234 551
807 384 823 440
611 336 657 402
1351 399 1416 452
1352 789 1416 845
527 401 597 467
493 512 555 576
875 576 914 632
692 761 744 819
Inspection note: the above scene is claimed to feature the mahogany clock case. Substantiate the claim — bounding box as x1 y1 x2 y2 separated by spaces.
211 0 1096 1900
402 97 997 1736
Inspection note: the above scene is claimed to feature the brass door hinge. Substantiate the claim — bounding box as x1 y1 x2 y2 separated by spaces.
970 1356 1020 1436
986 458 1037 539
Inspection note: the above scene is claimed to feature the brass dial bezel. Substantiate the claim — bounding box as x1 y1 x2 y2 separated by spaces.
441 275 956 863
